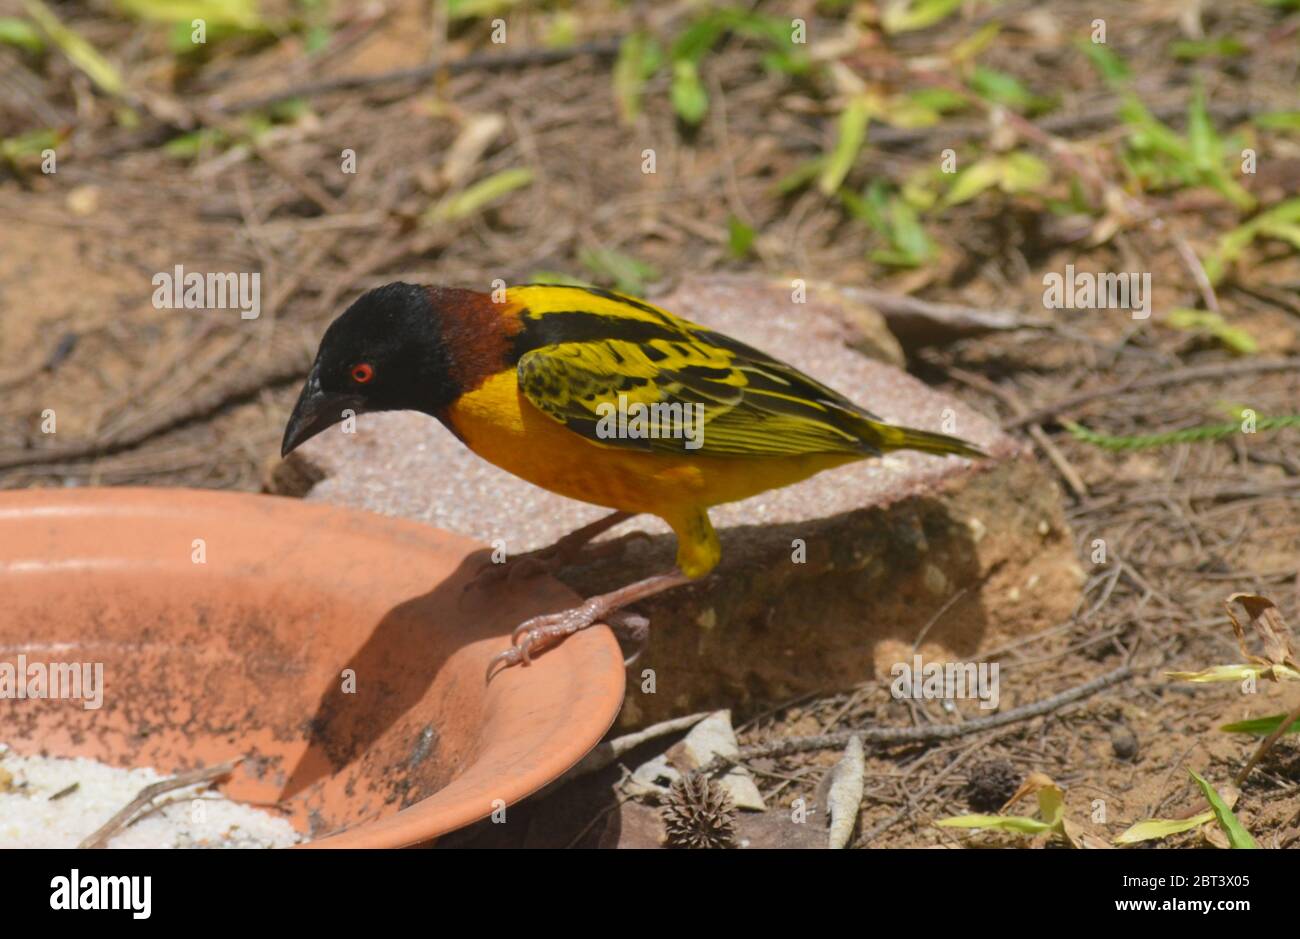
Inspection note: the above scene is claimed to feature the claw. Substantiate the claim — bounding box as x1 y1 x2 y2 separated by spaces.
485 645 523 682
511 615 544 645
487 612 579 683
485 624 547 682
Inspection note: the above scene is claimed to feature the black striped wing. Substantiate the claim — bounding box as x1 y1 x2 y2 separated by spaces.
510 287 881 457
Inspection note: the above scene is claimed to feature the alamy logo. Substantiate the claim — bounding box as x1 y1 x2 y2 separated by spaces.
595 393 704 450
1043 264 1151 320
890 656 1000 710
50 869 151 919
151 265 261 319
0 656 103 710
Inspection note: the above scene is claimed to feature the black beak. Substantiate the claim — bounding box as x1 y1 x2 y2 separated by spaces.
281 365 365 457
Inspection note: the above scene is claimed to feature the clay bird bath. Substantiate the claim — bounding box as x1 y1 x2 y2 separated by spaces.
0 488 625 847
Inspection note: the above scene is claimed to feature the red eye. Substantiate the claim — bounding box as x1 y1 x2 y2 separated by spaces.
350 363 374 384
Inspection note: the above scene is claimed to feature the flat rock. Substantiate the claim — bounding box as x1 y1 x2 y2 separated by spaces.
277 275 1082 727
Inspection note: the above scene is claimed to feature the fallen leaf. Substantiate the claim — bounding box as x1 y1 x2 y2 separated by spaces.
624 753 679 800
670 710 766 811
1226 593 1298 673
1167 663 1297 683
1114 811 1216 844
826 735 865 849
439 113 506 191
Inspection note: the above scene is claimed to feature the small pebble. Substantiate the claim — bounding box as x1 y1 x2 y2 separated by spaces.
1110 725 1139 761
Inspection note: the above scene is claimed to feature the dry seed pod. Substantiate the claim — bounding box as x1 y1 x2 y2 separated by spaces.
662 773 737 849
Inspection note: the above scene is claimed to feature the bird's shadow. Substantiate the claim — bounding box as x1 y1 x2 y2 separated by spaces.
277 547 572 803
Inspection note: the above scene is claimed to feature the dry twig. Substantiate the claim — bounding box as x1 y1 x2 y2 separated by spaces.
79 758 243 849
701 665 1133 775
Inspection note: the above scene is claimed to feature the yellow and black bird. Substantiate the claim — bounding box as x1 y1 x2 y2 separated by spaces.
282 282 983 677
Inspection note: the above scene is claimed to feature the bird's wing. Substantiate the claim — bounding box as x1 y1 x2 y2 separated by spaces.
511 285 881 457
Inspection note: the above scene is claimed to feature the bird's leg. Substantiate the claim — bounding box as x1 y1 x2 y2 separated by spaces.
470 510 646 587
485 570 692 680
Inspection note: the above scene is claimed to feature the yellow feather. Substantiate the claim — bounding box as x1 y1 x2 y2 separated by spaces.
444 284 980 577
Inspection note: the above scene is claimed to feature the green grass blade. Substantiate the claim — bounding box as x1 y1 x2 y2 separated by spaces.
1221 713 1300 735
1189 770 1257 849
427 168 533 223
818 96 870 195
22 0 125 96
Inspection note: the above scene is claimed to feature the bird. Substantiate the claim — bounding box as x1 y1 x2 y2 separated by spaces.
281 281 984 679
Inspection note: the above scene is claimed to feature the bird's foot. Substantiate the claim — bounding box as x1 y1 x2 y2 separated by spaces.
468 510 645 588
485 570 691 681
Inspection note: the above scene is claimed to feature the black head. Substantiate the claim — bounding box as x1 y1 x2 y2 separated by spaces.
281 282 457 457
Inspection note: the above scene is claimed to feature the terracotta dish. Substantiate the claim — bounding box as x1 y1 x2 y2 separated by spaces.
0 488 625 847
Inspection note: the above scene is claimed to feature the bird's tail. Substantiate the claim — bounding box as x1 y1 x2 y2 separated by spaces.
851 414 986 459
